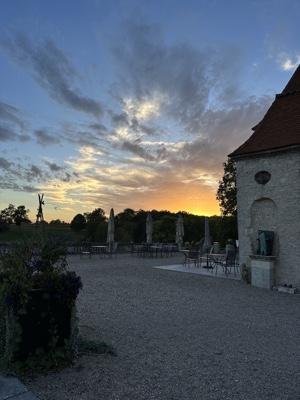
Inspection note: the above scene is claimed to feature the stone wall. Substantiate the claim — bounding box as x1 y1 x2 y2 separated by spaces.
236 149 300 287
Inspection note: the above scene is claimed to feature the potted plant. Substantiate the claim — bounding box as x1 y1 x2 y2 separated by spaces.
0 233 83 372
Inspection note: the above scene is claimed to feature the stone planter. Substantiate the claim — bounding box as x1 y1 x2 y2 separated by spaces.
16 289 72 360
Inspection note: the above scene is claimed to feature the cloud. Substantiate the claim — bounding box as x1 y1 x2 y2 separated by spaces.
111 21 245 135
0 17 277 221
0 179 39 193
34 128 61 146
0 101 31 142
62 172 72 182
111 112 129 127
88 123 108 134
0 157 13 170
45 161 64 172
279 54 300 70
1 33 103 118
0 102 26 129
26 165 43 181
22 185 41 193
121 140 155 162
0 126 15 141
0 152 81 196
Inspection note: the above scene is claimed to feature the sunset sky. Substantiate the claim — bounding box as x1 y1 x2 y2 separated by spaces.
1 0 300 222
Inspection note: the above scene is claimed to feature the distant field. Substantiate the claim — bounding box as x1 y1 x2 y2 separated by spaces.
0 224 83 243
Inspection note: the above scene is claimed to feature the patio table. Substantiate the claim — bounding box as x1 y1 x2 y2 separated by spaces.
179 249 201 267
207 253 227 274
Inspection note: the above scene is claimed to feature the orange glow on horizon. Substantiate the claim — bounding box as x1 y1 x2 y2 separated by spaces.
39 197 221 223
23 186 221 223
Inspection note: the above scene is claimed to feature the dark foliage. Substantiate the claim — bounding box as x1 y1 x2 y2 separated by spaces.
216 158 237 218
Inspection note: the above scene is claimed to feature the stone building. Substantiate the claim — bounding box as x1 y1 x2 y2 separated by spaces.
229 65 300 288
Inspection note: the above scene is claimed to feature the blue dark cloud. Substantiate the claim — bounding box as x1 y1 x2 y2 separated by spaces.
45 161 64 172
111 21 245 135
0 157 13 170
1 33 103 118
121 140 155 161
34 128 61 146
0 101 31 142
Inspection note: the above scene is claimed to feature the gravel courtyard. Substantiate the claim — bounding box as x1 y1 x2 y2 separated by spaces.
23 253 300 400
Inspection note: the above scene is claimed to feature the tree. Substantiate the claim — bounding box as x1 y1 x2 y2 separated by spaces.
153 215 177 242
216 158 237 218
216 158 238 242
84 208 106 241
115 208 137 242
0 204 15 224
94 221 108 242
0 216 9 233
84 208 105 223
70 214 87 233
0 204 31 227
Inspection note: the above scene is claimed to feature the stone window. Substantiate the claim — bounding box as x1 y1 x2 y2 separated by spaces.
254 171 271 185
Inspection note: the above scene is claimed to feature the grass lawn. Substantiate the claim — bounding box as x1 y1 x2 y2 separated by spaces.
0 224 83 243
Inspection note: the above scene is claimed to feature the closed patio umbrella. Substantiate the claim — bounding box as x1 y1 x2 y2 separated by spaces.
176 213 184 250
107 208 115 250
203 217 212 253
146 213 153 244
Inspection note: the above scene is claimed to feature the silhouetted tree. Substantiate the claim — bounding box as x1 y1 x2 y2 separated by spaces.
216 158 237 218
85 208 106 223
115 208 136 241
70 214 87 233
216 158 238 243
94 221 108 242
0 217 9 233
153 215 177 242
0 204 31 227
84 208 106 241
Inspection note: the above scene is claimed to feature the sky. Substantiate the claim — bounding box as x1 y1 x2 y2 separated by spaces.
1 0 300 223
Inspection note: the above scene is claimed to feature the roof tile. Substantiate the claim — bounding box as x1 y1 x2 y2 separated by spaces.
229 65 300 157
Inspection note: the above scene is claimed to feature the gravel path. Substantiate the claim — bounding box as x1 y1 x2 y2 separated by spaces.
22 253 300 400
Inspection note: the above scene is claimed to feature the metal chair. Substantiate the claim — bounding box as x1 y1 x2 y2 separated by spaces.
184 247 200 268
211 250 237 276
152 242 163 257
80 246 92 259
164 243 175 257
140 242 152 257
226 250 239 276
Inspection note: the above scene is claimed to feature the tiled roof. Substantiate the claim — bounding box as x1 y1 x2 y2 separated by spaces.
229 64 300 158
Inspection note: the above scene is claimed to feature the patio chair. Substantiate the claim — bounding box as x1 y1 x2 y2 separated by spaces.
226 250 239 276
184 247 200 268
130 244 141 257
152 242 163 257
211 250 237 276
80 246 92 259
140 242 153 258
164 243 175 257
198 249 209 268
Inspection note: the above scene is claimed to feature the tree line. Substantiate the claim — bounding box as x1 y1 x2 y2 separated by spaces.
0 158 237 246
70 206 237 246
70 157 237 244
